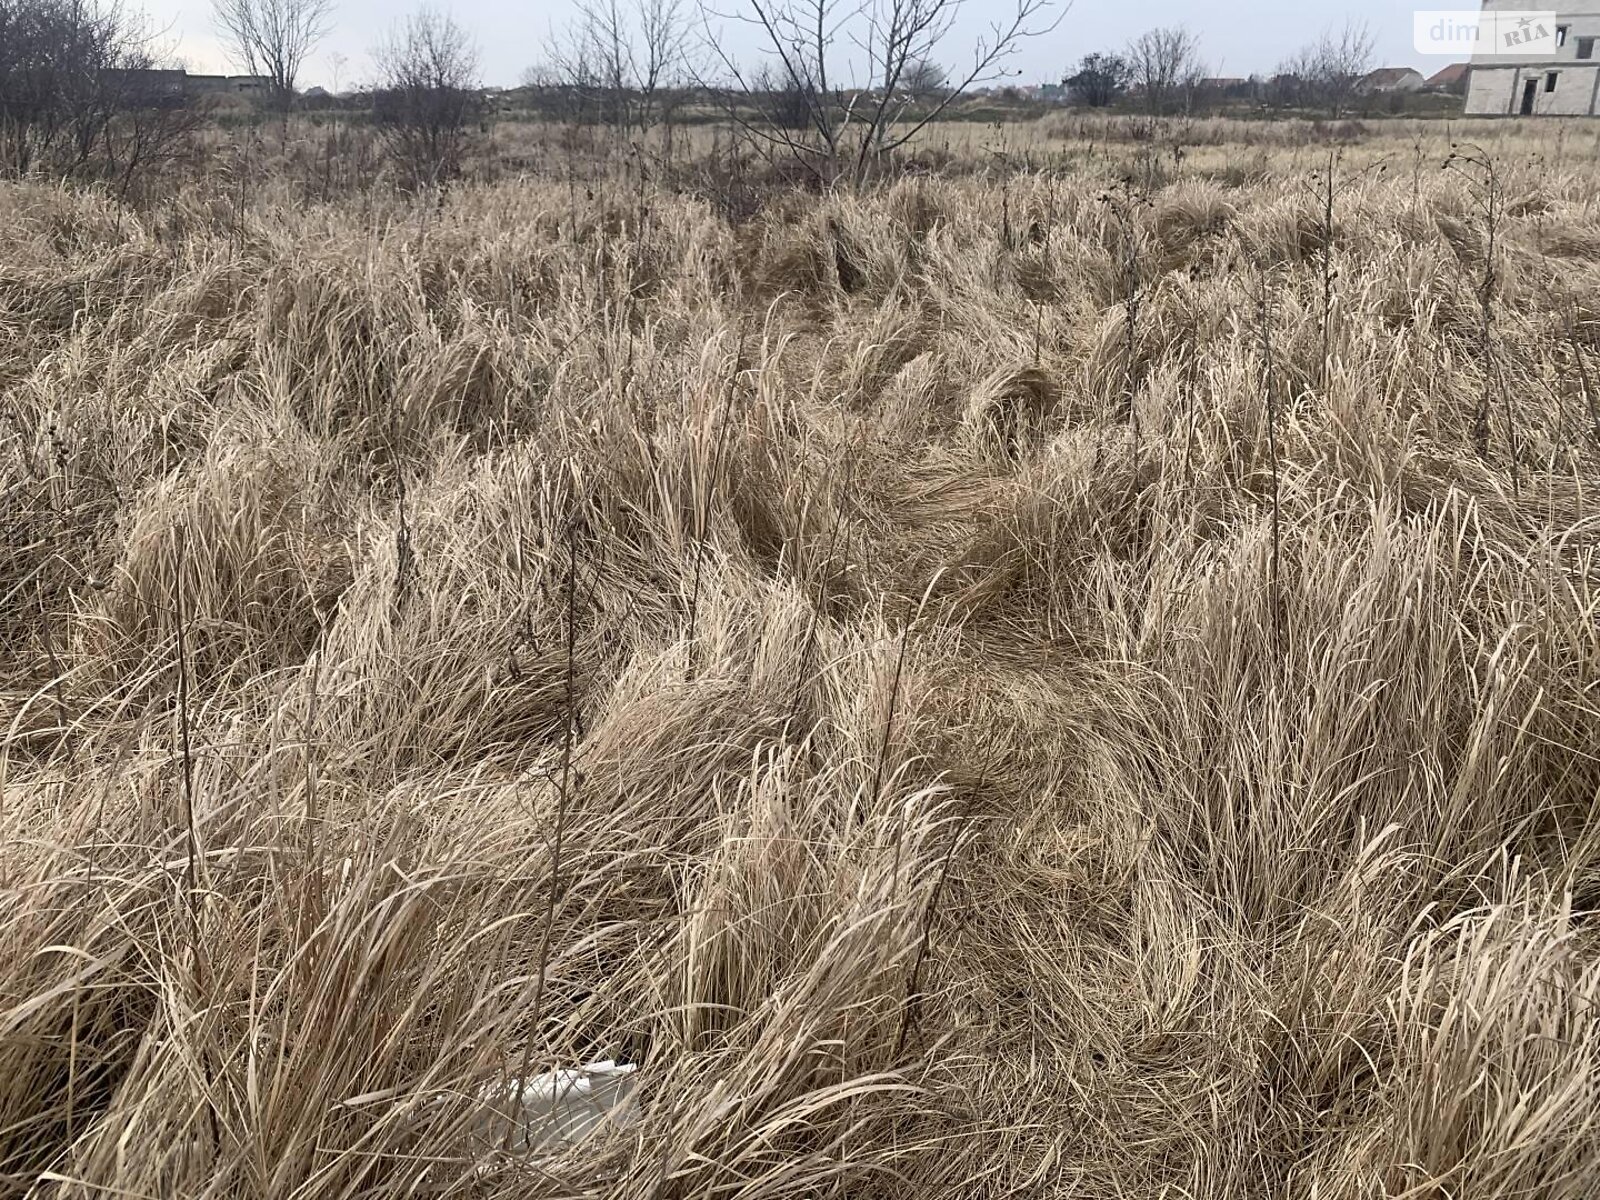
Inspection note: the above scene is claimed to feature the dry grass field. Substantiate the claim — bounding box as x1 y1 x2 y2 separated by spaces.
3 114 1600 1197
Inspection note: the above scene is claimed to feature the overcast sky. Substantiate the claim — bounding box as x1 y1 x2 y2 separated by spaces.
139 0 1448 90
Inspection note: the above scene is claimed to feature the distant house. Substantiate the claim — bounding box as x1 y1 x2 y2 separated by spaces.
182 73 273 97
1356 67 1427 94
101 69 275 101
1465 1 1600 116
1425 62 1471 91
101 67 189 100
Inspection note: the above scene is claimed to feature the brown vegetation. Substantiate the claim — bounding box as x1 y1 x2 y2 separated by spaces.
3 115 1600 1197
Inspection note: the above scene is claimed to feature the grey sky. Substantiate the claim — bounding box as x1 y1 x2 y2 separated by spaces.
139 0 1449 90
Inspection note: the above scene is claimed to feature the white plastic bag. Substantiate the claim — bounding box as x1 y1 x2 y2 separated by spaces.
480 1059 639 1152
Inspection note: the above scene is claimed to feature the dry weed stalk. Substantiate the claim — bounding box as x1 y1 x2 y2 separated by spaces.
1446 141 1515 483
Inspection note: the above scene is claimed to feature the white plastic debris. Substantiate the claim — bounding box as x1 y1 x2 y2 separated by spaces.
481 1059 639 1152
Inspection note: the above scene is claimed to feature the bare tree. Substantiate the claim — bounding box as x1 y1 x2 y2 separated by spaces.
635 0 692 125
701 0 1061 186
1065 50 1131 108
902 57 949 101
372 6 480 189
1126 25 1202 116
1269 48 1313 111
747 60 812 130
1284 20 1374 117
212 0 333 110
548 0 692 136
520 61 592 123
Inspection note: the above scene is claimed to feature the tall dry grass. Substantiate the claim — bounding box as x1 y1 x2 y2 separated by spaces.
3 117 1600 1197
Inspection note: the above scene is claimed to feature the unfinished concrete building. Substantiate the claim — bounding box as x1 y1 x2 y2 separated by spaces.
1465 0 1600 114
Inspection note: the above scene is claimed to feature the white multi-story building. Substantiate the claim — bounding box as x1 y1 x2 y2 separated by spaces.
1465 0 1600 114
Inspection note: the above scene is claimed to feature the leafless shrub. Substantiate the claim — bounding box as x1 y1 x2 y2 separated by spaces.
372 7 481 190
0 0 204 188
547 0 694 138
700 0 1061 186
